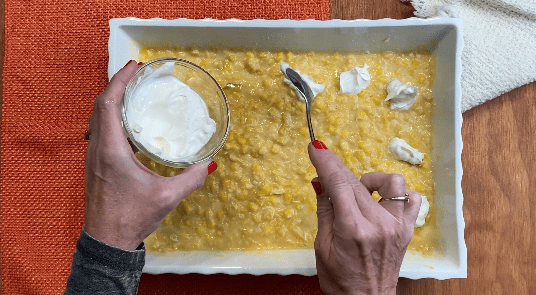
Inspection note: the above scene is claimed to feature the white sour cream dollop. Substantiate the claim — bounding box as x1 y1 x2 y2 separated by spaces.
126 62 216 162
385 79 418 110
388 137 424 165
280 62 325 102
339 64 371 94
415 195 430 228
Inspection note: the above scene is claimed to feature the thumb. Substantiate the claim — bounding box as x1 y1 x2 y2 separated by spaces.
89 60 138 150
307 141 366 225
312 177 334 262
164 160 217 206
100 60 139 106
312 177 334 236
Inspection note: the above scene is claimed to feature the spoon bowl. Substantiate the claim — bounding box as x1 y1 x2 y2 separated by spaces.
285 68 316 142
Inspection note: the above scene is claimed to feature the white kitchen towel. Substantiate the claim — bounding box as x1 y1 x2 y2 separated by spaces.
402 0 536 112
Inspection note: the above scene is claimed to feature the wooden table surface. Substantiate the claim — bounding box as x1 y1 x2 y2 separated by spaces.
0 1 535 294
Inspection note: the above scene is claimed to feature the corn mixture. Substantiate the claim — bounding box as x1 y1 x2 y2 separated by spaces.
137 47 438 254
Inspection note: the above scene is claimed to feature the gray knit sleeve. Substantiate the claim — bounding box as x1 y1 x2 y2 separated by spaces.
64 230 145 295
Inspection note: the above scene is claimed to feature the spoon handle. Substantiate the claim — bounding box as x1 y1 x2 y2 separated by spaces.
305 97 315 142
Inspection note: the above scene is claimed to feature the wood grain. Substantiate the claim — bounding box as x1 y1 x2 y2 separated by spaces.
331 1 536 294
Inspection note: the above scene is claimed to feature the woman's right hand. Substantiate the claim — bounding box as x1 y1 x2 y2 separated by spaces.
308 140 422 295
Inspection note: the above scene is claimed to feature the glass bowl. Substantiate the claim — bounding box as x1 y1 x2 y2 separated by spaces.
121 57 230 168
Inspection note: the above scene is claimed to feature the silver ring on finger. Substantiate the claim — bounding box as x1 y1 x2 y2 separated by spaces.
384 193 410 202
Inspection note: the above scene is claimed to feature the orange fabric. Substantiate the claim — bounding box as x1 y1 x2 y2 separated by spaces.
0 1 329 294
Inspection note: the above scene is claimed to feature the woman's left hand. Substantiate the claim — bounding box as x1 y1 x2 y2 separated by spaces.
83 60 216 250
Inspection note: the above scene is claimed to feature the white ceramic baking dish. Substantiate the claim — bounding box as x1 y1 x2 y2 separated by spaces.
108 17 466 280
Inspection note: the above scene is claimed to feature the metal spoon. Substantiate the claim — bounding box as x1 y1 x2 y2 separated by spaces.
285 68 316 141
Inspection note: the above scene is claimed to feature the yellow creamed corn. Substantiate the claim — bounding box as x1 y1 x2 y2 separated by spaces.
137 47 437 255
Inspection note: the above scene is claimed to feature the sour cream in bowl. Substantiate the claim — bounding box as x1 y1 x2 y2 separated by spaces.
121 58 230 168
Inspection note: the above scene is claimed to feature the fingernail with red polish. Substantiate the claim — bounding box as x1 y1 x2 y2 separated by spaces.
312 140 328 150
124 60 135 68
311 180 322 195
137 62 143 66
207 161 218 175
378 198 384 203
